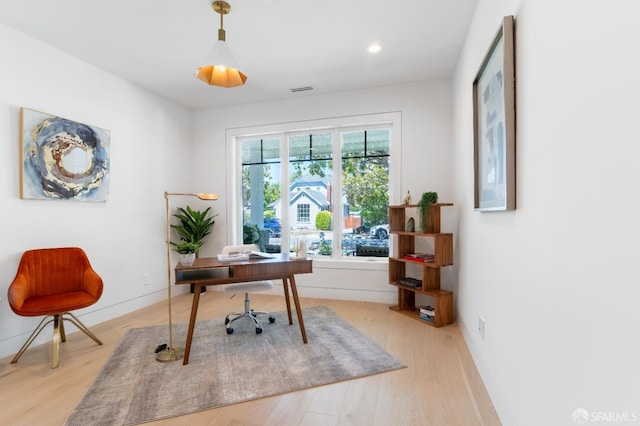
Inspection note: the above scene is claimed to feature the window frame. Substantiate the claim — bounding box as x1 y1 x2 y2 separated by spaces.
225 112 402 261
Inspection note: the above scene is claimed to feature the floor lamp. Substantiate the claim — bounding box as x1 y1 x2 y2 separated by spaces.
156 191 218 363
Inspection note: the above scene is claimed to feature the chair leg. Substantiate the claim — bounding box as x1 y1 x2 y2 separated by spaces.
11 312 102 368
52 314 62 368
59 314 67 342
228 310 262 327
62 312 103 346
11 315 55 364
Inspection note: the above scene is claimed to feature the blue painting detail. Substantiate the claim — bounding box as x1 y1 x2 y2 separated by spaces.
21 109 110 201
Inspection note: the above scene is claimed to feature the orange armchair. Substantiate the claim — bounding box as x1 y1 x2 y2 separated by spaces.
8 247 104 368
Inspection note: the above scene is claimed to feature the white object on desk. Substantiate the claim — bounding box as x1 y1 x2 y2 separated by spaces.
217 253 249 262
299 239 308 257
217 250 273 262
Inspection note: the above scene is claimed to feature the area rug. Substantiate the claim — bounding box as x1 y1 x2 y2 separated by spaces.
65 306 405 425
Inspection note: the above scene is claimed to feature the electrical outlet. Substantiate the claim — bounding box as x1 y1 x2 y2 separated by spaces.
143 273 150 286
478 316 485 340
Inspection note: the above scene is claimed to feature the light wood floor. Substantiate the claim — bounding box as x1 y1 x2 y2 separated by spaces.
1 291 501 425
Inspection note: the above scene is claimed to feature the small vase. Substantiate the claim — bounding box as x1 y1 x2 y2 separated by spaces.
406 217 415 232
179 253 196 266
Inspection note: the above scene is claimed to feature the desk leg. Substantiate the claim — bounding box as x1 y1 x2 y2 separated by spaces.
282 278 293 325
288 274 307 344
183 284 203 365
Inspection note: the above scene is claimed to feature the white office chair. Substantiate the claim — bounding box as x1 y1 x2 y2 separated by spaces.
220 244 275 334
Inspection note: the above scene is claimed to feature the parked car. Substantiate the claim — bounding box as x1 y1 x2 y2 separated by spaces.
354 224 371 234
263 218 281 236
370 224 389 239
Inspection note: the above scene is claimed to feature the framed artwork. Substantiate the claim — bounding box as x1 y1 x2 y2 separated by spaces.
473 15 516 211
20 108 110 201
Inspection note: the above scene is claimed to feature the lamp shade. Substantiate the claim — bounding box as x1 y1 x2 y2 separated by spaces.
196 40 248 88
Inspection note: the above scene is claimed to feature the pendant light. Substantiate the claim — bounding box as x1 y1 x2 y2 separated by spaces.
195 1 247 88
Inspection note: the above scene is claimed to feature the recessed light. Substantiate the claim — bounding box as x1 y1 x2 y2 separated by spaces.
368 44 381 53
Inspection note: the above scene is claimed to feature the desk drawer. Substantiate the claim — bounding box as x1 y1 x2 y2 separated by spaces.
176 267 229 284
231 259 312 278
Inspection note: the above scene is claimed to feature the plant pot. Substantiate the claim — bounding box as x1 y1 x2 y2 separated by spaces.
179 253 196 266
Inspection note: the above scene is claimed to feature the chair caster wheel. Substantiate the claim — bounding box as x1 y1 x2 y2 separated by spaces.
224 317 230 325
256 327 263 334
269 316 276 323
226 327 234 334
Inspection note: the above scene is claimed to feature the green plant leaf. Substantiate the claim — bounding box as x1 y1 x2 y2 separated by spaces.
172 241 201 254
170 205 217 250
417 192 438 233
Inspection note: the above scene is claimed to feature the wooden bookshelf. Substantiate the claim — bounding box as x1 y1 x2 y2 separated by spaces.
388 203 454 327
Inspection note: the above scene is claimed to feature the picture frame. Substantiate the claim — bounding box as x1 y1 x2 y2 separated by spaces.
473 15 516 211
20 108 110 201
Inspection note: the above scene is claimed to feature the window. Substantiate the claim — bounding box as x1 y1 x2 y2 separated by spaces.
341 129 391 233
228 113 401 259
240 138 281 241
297 204 310 223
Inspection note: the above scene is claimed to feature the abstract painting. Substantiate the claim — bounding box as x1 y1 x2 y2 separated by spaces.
20 108 110 201
473 15 516 211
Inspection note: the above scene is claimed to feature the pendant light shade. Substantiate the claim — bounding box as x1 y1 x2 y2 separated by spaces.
196 41 248 87
196 1 247 88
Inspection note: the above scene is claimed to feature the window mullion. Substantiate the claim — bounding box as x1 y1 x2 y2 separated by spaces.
332 128 343 258
280 132 290 253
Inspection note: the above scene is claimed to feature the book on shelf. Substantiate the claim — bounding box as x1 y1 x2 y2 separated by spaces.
420 306 435 316
217 250 273 262
396 277 422 288
403 253 435 263
420 314 435 323
420 306 435 321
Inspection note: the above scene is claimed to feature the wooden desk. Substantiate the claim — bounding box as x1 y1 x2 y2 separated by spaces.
174 254 313 365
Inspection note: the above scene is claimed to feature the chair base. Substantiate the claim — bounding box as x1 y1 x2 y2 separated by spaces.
11 311 103 368
225 292 275 335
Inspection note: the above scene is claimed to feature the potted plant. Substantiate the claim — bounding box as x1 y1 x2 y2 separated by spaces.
173 241 201 266
417 192 438 233
171 205 217 292
171 205 217 250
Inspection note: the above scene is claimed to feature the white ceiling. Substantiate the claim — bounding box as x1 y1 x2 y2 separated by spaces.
0 0 478 110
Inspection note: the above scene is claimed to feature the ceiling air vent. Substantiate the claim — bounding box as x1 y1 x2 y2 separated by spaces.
290 86 313 93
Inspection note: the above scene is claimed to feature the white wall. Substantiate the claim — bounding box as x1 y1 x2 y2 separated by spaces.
191 80 456 303
0 24 197 359
452 1 640 424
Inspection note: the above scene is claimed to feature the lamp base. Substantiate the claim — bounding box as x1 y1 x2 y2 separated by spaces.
155 346 185 363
